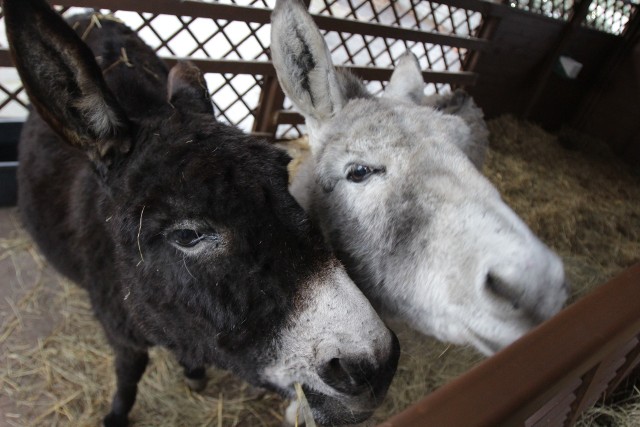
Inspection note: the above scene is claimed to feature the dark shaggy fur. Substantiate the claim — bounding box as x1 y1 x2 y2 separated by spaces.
4 1 352 425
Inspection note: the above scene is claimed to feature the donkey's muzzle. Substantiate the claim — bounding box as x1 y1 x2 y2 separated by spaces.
310 330 400 424
319 330 400 399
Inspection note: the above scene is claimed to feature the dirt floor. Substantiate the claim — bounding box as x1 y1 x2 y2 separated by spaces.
1 115 639 426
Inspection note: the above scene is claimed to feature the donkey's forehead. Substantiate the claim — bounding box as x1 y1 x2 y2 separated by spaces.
133 118 288 176
120 133 293 216
320 98 468 151
312 99 472 179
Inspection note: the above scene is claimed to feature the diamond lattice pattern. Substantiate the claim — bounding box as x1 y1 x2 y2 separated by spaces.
0 0 485 139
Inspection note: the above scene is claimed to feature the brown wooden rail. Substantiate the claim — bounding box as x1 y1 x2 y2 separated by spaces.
379 263 640 427
48 0 490 51
0 50 477 85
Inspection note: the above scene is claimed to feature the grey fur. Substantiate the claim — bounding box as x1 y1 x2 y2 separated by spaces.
271 0 568 356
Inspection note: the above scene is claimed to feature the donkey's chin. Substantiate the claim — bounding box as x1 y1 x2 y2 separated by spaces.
278 383 381 426
464 322 533 356
302 387 377 425
466 332 513 356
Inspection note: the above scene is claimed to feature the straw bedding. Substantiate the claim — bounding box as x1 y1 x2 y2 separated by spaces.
1 115 638 426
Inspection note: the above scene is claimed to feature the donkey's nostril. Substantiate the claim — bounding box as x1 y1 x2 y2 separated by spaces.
317 331 399 403
485 272 521 309
319 357 372 395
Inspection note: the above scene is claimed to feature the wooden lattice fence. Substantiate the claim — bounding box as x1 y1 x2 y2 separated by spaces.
0 0 488 139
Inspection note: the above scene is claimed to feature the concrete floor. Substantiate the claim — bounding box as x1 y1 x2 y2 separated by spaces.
0 207 61 346
0 207 69 426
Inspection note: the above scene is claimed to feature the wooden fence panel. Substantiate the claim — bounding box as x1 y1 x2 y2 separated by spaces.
0 0 485 140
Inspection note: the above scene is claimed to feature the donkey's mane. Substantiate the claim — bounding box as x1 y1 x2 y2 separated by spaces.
335 69 372 101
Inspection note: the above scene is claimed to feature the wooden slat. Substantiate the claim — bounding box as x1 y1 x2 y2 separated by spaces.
0 50 277 75
567 340 633 425
252 75 285 135
55 0 273 23
524 378 580 427
162 58 276 76
0 50 13 67
166 58 478 83
311 14 489 51
527 391 574 427
1 49 477 84
524 0 595 118
50 0 489 50
343 67 477 85
274 110 305 126
606 336 640 395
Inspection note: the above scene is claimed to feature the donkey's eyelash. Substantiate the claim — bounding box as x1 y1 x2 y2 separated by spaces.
163 220 215 234
343 163 386 174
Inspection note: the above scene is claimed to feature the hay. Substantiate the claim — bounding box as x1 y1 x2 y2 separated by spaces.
80 14 102 41
279 114 640 425
0 211 287 426
577 386 640 427
293 383 317 427
103 48 135 75
484 116 640 301
1 115 639 426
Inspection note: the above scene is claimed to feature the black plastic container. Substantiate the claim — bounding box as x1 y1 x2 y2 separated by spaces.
0 119 23 207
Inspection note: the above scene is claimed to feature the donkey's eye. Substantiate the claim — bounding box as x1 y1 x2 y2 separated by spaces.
346 164 385 183
346 164 373 183
169 229 204 248
166 227 222 254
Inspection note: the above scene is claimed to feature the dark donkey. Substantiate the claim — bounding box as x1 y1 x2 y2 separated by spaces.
4 0 399 425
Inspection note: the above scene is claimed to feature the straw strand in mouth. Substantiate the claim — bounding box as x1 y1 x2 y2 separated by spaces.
294 382 317 427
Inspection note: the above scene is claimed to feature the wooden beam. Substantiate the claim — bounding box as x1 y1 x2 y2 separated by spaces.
523 0 594 118
311 14 489 51
0 49 477 84
162 58 276 76
252 76 285 136
343 67 478 85
573 4 640 128
52 0 489 50
0 50 14 67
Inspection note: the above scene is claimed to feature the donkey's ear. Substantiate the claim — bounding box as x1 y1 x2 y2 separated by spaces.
168 61 214 115
4 0 131 168
383 52 425 103
271 0 346 127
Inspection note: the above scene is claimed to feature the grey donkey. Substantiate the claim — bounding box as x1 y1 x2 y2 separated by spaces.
271 0 568 356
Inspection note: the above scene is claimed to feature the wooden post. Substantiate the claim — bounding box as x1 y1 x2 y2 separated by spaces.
462 0 506 81
573 5 640 129
251 75 286 140
523 0 594 119
251 0 311 140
